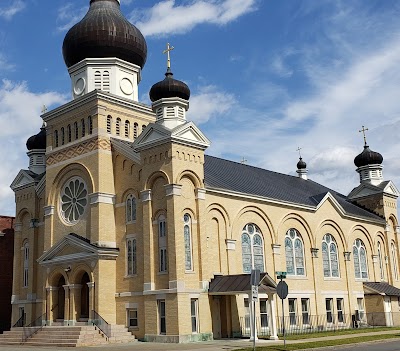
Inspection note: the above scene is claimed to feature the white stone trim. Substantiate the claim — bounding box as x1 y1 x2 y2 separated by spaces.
125 302 138 309
44 205 54 217
93 241 117 248
272 244 281 255
140 190 152 202
89 192 116 205
225 239 236 250
143 282 155 291
169 280 185 291
164 184 182 197
196 188 206 200
14 223 22 232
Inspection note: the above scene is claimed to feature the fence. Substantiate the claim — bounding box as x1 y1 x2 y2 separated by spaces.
239 312 400 337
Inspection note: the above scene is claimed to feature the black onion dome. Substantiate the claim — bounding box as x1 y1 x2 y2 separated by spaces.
354 145 383 168
297 157 307 170
26 127 46 150
149 70 191 102
62 0 147 69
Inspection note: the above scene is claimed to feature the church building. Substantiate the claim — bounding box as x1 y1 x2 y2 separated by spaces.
8 0 400 343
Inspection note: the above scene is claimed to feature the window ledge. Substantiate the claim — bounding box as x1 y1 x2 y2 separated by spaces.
324 277 341 281
286 275 307 280
158 271 168 275
185 271 196 274
124 274 138 279
126 221 137 225
355 278 369 282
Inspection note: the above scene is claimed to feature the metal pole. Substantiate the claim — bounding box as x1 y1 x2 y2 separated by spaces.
253 299 256 351
281 277 286 348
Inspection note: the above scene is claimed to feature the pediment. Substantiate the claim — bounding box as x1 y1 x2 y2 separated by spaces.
348 181 399 200
10 170 36 191
38 233 118 266
171 122 211 147
383 181 400 197
315 192 345 215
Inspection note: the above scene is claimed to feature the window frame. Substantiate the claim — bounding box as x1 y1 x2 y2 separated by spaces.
353 239 368 279
158 300 166 335
23 241 29 288
322 233 340 278
127 308 138 328
184 214 193 272
336 298 344 323
285 228 305 276
241 223 265 274
392 242 399 281
191 298 199 334
288 298 297 326
301 298 310 325
158 215 167 273
325 298 333 324
126 194 136 223
126 237 137 276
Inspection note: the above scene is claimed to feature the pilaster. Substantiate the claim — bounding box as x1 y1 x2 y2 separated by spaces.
141 189 154 290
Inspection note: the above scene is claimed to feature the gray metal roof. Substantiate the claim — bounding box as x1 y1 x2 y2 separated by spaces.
364 282 400 297
204 155 385 223
209 273 276 295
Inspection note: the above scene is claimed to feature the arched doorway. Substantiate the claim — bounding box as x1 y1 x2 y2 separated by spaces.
80 272 90 320
57 276 65 320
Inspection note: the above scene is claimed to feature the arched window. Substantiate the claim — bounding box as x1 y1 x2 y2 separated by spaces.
88 116 93 135
103 71 110 91
377 240 385 281
23 241 29 287
61 127 65 145
67 124 72 142
391 242 398 281
74 122 78 140
142 124 146 133
126 238 136 275
94 71 101 90
285 229 305 276
353 239 368 279
134 123 138 138
116 118 121 136
125 120 130 138
322 234 339 277
54 130 59 147
241 223 264 273
81 118 86 137
158 214 167 272
107 116 112 134
126 194 136 223
184 214 193 271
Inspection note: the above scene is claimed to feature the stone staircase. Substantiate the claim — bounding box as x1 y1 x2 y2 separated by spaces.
0 325 136 347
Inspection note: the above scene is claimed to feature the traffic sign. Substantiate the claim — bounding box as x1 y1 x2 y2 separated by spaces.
251 285 258 301
276 280 289 299
276 271 287 279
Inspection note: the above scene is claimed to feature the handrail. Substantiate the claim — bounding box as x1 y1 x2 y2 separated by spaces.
23 313 46 342
12 315 24 328
91 310 111 340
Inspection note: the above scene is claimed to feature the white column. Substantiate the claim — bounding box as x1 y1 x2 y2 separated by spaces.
268 293 279 340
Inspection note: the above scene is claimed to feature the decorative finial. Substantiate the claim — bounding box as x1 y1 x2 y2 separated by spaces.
296 147 302 158
41 105 47 115
163 43 175 70
359 125 369 146
240 157 247 165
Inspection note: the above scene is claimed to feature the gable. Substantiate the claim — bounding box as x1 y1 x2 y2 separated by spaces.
383 181 400 197
10 170 36 191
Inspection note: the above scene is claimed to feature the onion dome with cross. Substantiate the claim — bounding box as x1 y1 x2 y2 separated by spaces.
354 126 383 167
149 43 191 102
62 0 147 69
26 125 46 151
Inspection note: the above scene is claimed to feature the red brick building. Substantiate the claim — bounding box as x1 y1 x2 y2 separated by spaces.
0 216 14 333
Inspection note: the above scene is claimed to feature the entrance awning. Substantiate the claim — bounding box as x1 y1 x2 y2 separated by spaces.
209 273 277 295
363 282 400 296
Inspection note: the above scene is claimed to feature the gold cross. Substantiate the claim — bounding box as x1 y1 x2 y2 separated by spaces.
163 43 175 69
240 157 247 164
359 125 369 146
296 147 302 158
41 105 47 114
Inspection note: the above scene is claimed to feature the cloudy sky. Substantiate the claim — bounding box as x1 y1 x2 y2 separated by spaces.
0 0 399 216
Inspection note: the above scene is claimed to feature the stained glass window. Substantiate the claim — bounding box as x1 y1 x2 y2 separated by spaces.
322 234 339 277
126 195 136 223
285 229 305 276
184 214 193 271
60 177 88 224
353 239 368 279
241 224 265 273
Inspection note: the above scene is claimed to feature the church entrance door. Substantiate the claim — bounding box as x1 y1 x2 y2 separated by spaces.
57 276 65 320
80 273 90 319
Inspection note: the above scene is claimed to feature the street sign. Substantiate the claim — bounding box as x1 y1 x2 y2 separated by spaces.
276 280 289 299
251 285 258 301
276 271 287 279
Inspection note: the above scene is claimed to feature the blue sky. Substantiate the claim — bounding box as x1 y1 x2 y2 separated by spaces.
0 0 400 216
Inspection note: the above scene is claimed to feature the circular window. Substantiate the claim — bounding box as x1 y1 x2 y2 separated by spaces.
60 177 88 224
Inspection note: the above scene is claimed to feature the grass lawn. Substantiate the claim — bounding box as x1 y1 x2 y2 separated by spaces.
235 331 400 351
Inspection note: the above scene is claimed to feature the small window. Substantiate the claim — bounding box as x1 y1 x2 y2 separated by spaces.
127 309 138 328
88 116 93 135
103 71 110 92
158 300 166 335
126 194 136 223
191 299 199 333
184 214 193 271
301 298 310 325
158 215 167 272
54 130 59 147
94 71 101 90
61 127 65 145
326 298 333 324
337 298 344 323
142 124 146 133
392 242 399 281
23 242 29 287
357 298 365 321
67 124 72 142
288 298 297 325
126 238 137 276
107 115 112 134
116 118 121 136
260 299 268 330
81 118 86 137
378 241 385 281
125 120 130 138
134 123 138 138
74 122 79 140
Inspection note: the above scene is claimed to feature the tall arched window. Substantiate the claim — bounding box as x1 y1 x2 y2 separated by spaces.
126 194 136 223
81 118 86 137
74 121 79 140
88 116 93 135
103 71 110 91
142 124 146 133
184 214 193 271
391 242 398 281
353 239 368 279
285 229 305 276
23 241 29 287
377 240 385 281
126 237 136 275
116 118 121 136
61 127 65 145
67 124 72 142
94 71 101 90
125 120 130 138
107 115 112 134
322 234 339 277
54 130 59 147
241 223 264 274
158 214 167 272
134 123 138 138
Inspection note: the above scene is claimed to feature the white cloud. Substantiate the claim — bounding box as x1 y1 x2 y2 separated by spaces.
187 85 236 124
56 3 88 32
0 80 67 216
0 53 15 71
0 0 25 20
132 0 257 37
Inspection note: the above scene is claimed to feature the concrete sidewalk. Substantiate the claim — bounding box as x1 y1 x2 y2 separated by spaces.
0 329 399 351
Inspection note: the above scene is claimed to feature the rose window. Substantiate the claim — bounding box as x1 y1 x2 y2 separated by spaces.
60 177 88 224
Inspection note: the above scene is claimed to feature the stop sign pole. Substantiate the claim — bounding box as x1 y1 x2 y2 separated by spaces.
276 272 288 348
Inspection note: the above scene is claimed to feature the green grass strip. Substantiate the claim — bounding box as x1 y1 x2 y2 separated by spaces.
234 333 400 351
